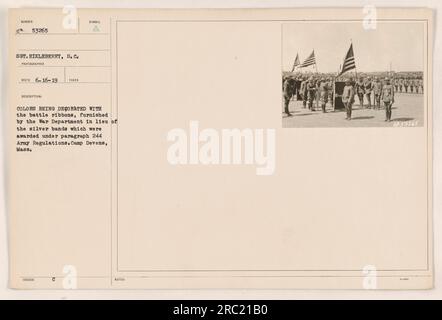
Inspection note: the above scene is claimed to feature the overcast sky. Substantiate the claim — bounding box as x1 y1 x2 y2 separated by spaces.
282 22 425 73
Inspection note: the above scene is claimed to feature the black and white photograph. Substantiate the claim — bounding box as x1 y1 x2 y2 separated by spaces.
282 21 426 127
1 3 440 303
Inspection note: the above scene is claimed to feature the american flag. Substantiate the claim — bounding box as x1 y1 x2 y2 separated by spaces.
299 50 316 68
338 43 356 76
291 53 300 72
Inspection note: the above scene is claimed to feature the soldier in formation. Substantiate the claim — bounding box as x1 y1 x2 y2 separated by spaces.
318 77 331 113
398 78 404 93
300 77 308 108
355 77 365 108
307 76 317 111
327 77 334 107
282 76 295 116
363 77 373 109
342 78 355 120
393 76 423 94
381 77 395 121
372 77 383 110
404 78 409 93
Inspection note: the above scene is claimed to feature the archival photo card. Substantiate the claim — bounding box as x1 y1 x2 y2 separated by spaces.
282 21 427 128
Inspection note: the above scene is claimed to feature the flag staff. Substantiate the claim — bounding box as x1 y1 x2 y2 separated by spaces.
313 49 318 73
316 68 319 109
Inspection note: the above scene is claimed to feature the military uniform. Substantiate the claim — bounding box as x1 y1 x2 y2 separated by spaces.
372 78 383 110
355 79 365 108
300 79 308 108
318 79 330 113
381 78 395 121
342 80 355 120
315 79 321 109
283 78 295 116
363 78 373 109
399 78 404 93
327 78 334 107
307 78 317 111
404 79 409 93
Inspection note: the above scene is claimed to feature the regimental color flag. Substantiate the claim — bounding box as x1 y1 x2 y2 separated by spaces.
291 53 300 72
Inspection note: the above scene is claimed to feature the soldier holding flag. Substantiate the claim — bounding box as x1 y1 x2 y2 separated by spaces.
298 51 318 110
337 42 358 113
